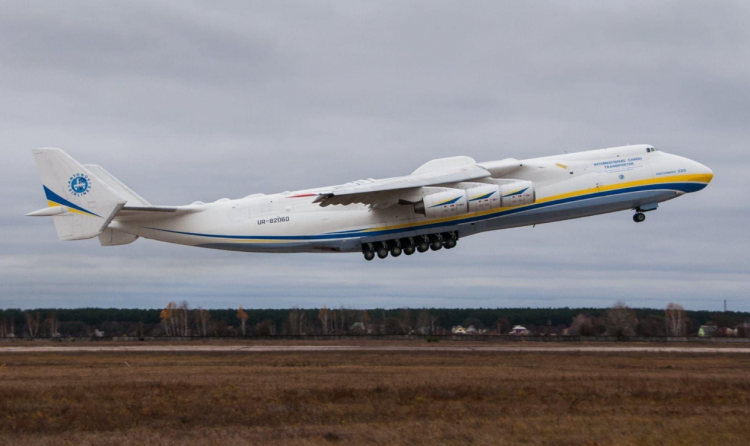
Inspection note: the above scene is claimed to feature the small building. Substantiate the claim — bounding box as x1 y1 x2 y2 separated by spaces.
451 325 467 334
510 325 529 336
465 325 478 334
698 325 718 337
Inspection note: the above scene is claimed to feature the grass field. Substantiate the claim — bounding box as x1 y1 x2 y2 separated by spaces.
1 343 749 445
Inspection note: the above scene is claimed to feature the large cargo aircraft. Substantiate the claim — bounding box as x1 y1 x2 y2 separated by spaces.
29 145 712 261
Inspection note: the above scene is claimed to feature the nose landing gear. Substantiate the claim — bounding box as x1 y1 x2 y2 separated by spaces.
633 203 657 223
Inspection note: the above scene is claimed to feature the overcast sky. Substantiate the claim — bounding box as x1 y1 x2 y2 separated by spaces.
1 1 748 311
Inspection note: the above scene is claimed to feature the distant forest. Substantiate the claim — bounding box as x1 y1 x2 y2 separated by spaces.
1 303 749 338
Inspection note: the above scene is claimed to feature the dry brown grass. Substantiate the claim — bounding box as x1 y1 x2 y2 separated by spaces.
0 347 748 445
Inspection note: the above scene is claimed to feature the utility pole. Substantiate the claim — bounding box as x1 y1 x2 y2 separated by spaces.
724 300 727 312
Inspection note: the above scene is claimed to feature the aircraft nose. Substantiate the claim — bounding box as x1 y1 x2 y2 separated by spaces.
695 161 713 183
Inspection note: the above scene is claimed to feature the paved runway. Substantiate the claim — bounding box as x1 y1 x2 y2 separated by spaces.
1 345 749 353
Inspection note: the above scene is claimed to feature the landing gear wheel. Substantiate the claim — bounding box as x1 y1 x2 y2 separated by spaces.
403 245 415 256
444 239 457 249
363 250 375 261
391 246 402 257
417 242 429 253
430 241 443 251
633 212 646 223
377 248 389 259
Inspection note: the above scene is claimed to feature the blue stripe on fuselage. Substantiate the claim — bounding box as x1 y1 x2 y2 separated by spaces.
145 182 706 242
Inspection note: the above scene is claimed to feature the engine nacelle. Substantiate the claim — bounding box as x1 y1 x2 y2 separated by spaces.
414 181 535 218
499 180 535 207
414 189 468 218
466 185 502 213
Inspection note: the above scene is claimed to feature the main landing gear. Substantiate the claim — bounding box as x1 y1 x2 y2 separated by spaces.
633 212 646 223
362 232 458 261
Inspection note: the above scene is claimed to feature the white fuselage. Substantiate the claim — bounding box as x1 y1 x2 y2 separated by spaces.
110 144 713 254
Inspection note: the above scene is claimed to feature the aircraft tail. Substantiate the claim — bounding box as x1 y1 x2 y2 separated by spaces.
29 148 127 241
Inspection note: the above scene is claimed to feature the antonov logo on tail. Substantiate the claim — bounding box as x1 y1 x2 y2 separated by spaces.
68 173 91 197
29 145 713 260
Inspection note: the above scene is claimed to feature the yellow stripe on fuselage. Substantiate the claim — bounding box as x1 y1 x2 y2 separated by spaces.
195 173 713 244
354 173 713 234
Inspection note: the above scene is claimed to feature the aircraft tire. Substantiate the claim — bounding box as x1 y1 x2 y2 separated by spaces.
444 239 457 249
403 245 415 255
363 250 375 261
633 212 646 223
417 242 429 253
391 246 402 257
377 248 389 259
430 241 443 251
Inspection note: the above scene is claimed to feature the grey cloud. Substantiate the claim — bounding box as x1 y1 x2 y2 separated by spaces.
0 1 747 311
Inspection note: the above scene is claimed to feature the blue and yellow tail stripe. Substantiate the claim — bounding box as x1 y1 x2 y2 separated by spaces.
146 173 713 244
43 186 101 218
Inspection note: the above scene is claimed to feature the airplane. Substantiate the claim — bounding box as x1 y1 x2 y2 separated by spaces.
28 144 713 261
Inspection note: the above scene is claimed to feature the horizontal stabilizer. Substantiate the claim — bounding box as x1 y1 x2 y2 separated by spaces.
26 206 68 217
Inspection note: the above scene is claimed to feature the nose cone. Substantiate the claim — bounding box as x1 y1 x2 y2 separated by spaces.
695 161 713 184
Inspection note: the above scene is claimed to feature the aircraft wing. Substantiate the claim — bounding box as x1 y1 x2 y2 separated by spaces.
313 164 492 208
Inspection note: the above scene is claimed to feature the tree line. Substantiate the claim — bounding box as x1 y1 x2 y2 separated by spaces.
0 302 748 338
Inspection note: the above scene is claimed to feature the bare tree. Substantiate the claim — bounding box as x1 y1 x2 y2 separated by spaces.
287 308 304 335
194 307 211 337
496 317 511 335
237 306 249 336
255 319 275 336
361 310 371 334
416 310 431 334
46 313 59 337
318 306 331 334
604 302 638 337
0 318 11 338
174 301 191 336
24 311 41 338
569 314 595 336
400 308 412 334
665 302 687 336
430 314 440 335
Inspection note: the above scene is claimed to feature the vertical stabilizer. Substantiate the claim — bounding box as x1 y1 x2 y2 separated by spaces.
31 148 127 241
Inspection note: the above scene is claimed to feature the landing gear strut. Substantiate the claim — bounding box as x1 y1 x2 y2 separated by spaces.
377 242 389 259
430 234 443 251
403 238 416 255
363 243 375 261
417 236 430 253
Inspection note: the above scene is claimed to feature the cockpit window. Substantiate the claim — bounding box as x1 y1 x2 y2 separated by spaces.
647 148 651 153
647 147 658 153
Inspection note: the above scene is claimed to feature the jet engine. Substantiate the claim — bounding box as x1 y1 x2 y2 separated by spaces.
414 181 536 218
465 181 535 212
498 180 535 208
413 190 468 218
